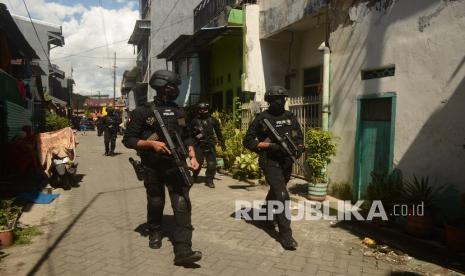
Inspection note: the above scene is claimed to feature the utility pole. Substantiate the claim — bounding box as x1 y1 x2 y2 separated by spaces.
113 52 116 106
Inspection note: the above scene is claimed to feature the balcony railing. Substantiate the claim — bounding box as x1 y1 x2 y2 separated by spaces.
194 0 245 32
140 0 151 19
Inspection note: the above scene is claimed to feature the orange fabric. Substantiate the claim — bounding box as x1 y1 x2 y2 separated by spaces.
36 127 77 176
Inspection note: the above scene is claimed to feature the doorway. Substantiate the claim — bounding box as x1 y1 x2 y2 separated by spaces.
354 93 396 200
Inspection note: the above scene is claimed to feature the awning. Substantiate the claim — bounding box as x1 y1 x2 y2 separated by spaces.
49 64 65 79
128 20 151 45
121 67 140 94
157 26 242 61
0 3 39 59
48 31 65 47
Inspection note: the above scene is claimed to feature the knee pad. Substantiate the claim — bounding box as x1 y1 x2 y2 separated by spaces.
174 196 190 212
273 188 289 202
207 160 216 168
148 196 164 208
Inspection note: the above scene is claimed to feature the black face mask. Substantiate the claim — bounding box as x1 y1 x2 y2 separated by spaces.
156 84 179 103
268 98 286 115
199 112 209 119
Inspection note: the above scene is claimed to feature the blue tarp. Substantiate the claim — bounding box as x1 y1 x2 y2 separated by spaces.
18 191 60 204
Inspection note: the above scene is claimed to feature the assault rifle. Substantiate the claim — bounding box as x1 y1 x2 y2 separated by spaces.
153 109 194 188
262 118 306 173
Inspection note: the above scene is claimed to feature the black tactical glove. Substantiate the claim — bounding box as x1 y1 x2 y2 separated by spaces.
267 143 281 152
220 141 226 151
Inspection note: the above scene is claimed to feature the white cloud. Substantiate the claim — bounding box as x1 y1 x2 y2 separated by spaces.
3 0 139 97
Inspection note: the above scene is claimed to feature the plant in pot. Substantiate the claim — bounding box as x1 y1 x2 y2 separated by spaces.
304 128 337 201
231 153 261 181
444 193 465 252
0 199 21 248
402 176 445 238
365 169 404 223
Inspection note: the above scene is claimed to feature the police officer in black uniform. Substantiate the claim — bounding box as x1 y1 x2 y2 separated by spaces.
189 102 225 188
102 108 121 156
122 70 202 265
243 86 304 250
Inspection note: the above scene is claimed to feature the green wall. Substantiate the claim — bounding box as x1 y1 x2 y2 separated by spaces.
208 35 243 113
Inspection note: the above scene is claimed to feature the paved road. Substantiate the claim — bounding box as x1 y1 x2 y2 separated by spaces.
0 132 455 275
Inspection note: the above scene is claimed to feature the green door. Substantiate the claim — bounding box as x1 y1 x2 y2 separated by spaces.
355 97 394 199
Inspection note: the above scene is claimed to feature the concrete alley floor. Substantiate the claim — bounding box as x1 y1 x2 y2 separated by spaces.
0 132 459 276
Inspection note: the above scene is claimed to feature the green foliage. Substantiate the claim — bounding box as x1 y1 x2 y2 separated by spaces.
13 226 42 245
304 128 337 182
213 112 249 165
0 200 21 230
402 176 446 209
328 182 353 201
212 110 260 180
45 111 70 132
43 92 51 101
231 153 261 180
366 169 404 212
232 97 242 128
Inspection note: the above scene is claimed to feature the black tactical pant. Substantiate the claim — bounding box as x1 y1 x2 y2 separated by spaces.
144 165 193 254
193 144 216 183
262 158 293 235
104 129 117 153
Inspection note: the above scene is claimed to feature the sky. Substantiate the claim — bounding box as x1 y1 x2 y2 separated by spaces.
2 0 140 97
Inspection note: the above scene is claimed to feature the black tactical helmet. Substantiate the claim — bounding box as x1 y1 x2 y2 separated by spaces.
198 102 209 110
149 70 181 89
265 86 289 101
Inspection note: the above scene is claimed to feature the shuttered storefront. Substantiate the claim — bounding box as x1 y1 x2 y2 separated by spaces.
6 100 32 140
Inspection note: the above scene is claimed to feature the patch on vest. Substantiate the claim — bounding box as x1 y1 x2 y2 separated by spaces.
163 109 175 116
146 117 155 125
275 119 292 128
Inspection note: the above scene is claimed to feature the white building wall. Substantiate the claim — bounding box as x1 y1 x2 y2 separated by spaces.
243 4 266 102
328 0 465 200
149 0 203 101
259 0 326 38
260 24 325 97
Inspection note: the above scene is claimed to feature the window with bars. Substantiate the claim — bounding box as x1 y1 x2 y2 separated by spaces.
303 66 322 99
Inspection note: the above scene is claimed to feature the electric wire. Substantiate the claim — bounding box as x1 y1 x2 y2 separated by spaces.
51 14 194 62
21 0 53 67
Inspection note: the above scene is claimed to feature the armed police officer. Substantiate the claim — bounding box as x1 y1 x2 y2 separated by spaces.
189 102 225 188
243 86 304 250
123 70 202 265
102 108 121 156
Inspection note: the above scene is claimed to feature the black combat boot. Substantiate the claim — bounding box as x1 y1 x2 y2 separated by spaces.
148 231 162 249
279 233 298 250
174 249 202 265
205 179 215 188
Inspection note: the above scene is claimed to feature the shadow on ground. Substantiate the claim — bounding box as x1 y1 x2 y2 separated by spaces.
230 208 280 243
333 220 465 274
134 216 201 268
